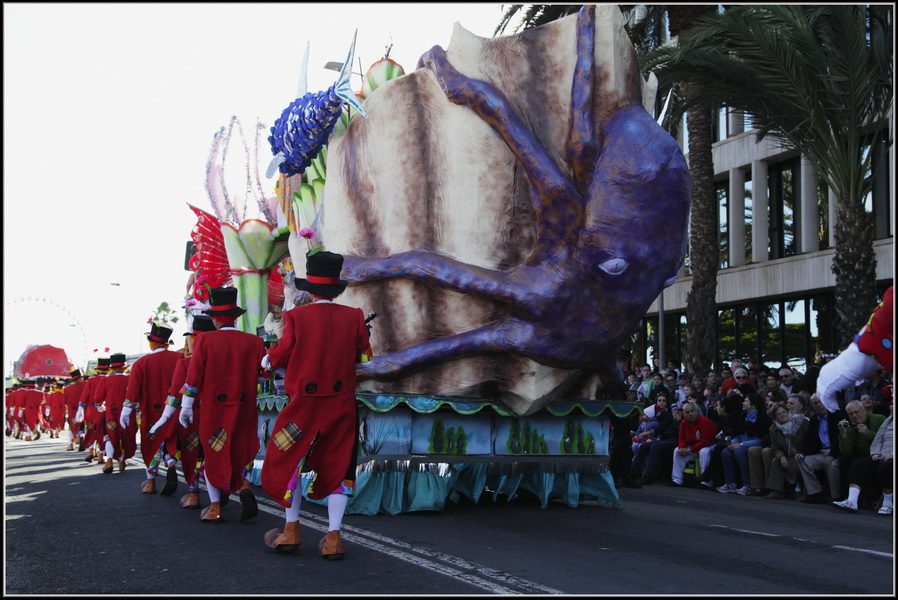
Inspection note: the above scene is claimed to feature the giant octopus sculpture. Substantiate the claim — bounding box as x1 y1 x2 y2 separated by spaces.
317 5 691 415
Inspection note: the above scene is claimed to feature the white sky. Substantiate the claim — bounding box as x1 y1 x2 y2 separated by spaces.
3 2 512 376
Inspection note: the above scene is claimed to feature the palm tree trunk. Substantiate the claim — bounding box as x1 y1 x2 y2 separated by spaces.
684 102 719 376
831 195 878 348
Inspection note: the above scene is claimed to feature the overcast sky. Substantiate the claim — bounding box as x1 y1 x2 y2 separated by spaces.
3 2 510 376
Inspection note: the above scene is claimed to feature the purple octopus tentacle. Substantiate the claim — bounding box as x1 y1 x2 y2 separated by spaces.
567 4 597 194
344 252 522 305
356 320 526 381
419 46 582 243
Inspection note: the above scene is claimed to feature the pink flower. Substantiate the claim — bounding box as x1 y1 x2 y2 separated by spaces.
299 228 316 240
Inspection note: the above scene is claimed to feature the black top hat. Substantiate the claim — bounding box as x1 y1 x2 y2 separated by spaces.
185 315 216 335
109 353 127 369
146 323 174 345
203 287 247 316
295 251 348 297
96 358 111 371
69 368 82 381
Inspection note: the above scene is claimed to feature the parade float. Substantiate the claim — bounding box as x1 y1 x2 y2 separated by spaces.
12 345 73 378
188 5 691 514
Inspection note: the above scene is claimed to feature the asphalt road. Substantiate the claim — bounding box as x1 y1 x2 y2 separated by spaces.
4 434 895 596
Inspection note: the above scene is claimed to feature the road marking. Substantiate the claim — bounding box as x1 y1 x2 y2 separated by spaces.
708 524 893 558
228 487 566 595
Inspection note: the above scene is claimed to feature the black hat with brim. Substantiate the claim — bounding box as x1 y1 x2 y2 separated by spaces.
203 287 247 316
295 250 348 297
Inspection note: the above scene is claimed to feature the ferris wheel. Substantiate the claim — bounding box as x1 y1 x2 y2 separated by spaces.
4 296 90 371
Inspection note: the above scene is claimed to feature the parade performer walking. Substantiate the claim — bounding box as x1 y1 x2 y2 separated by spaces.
63 369 88 451
122 324 182 494
148 315 217 509
101 353 137 474
179 287 266 523
47 380 67 438
260 251 371 560
78 357 110 462
21 379 44 441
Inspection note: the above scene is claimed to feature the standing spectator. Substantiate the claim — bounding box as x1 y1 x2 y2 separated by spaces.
796 394 845 503
180 287 267 523
718 393 772 494
760 373 780 395
836 399 886 502
763 404 809 499
691 374 705 395
260 251 371 559
833 398 892 514
706 370 722 392
664 373 679 400
122 324 182 495
670 400 719 487
796 364 821 396
637 364 654 401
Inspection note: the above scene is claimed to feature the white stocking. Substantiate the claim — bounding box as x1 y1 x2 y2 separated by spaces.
285 492 302 523
327 493 348 531
207 483 221 503
105 441 115 459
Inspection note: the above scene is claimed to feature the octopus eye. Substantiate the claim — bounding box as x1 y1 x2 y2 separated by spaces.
598 257 628 276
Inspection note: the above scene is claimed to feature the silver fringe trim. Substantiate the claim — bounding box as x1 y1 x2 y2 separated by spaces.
357 455 609 476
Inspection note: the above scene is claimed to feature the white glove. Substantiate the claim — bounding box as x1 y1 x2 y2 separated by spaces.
149 404 176 434
120 405 133 429
75 406 84 423
97 404 106 413
816 342 883 413
179 396 195 427
261 355 271 370
44 408 51 416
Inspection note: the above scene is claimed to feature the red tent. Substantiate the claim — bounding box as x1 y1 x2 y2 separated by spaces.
13 345 73 378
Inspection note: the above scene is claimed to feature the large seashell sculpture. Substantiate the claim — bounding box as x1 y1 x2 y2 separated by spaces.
307 5 691 416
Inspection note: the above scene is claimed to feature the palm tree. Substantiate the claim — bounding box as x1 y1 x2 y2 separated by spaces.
494 5 580 35
647 5 893 350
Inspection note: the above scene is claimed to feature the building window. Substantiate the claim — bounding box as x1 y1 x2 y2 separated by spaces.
768 159 798 259
744 174 754 264
865 135 892 240
717 181 729 269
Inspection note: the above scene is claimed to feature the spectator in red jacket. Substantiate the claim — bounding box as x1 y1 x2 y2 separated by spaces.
670 400 720 486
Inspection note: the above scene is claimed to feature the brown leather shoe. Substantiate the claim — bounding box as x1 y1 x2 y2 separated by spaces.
240 479 252 492
102 458 113 474
140 479 157 494
317 530 344 560
264 522 301 552
201 501 222 523
118 460 127 473
239 488 259 522
180 492 200 509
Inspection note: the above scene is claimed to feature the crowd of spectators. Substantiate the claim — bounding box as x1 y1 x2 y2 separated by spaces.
613 356 893 516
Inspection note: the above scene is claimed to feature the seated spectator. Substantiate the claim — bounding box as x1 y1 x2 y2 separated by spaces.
692 374 706 395
663 372 679 400
786 393 813 419
632 393 670 453
764 388 787 412
699 395 743 491
837 399 886 501
833 398 893 514
860 393 876 417
669 400 719 487
624 397 680 488
779 366 800 397
764 404 809 499
760 373 780 395
718 392 772 495
797 394 845 503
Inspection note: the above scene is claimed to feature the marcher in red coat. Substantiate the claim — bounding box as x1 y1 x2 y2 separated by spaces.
122 324 182 494
180 287 267 523
63 369 88 451
47 381 67 438
78 358 110 462
149 315 217 509
21 379 44 441
261 251 371 560
101 353 138 474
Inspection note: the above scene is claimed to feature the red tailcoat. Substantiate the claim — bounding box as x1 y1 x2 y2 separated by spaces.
167 356 202 487
184 327 266 492
22 389 44 431
261 302 369 505
46 389 66 430
126 349 182 469
102 373 138 460
80 376 107 447
12 389 26 428
64 380 88 433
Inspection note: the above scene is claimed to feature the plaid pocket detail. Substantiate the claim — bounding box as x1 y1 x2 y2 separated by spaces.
106 420 117 432
184 432 200 452
273 422 303 452
208 427 227 452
